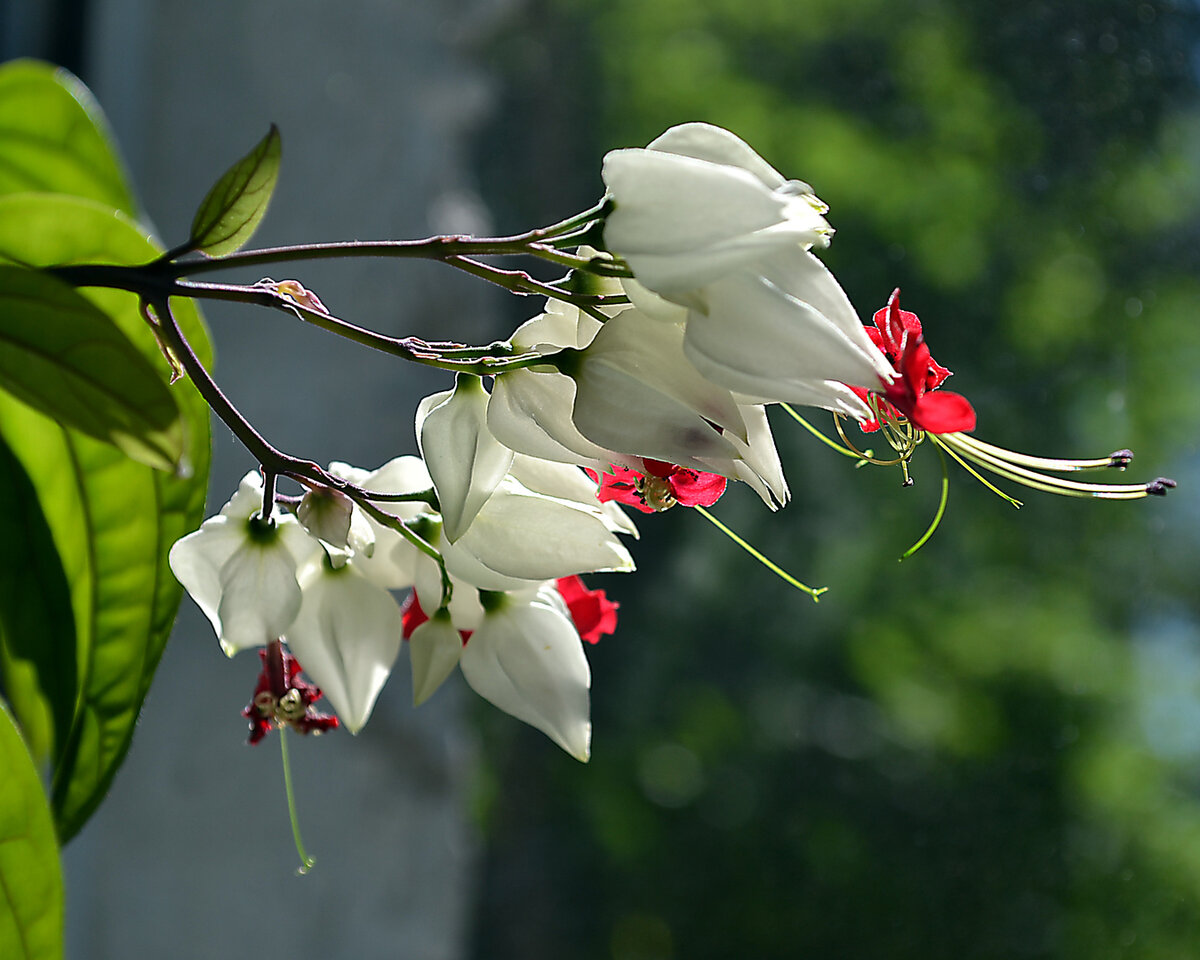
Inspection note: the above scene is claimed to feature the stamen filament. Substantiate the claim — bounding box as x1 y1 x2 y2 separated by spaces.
900 446 950 560
938 434 1156 499
779 403 867 460
931 436 1024 508
693 505 827 602
279 728 316 875
945 433 1135 473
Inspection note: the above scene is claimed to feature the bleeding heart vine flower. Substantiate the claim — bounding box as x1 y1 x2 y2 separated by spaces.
591 460 728 514
243 640 339 745
806 290 1177 557
602 122 834 293
168 471 321 656
600 123 893 413
850 289 976 436
402 576 617 760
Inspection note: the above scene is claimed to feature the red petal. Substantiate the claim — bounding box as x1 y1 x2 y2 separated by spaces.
909 391 976 434
556 576 619 644
668 467 727 506
401 590 428 639
596 466 657 513
900 339 932 400
849 385 882 432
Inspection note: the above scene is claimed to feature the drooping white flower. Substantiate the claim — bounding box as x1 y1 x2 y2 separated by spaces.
168 471 320 656
408 608 463 707
602 123 833 295
284 555 404 733
460 586 592 761
417 375 514 542
600 122 893 411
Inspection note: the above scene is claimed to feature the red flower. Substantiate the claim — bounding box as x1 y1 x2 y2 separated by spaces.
243 640 339 744
590 459 727 513
853 290 975 435
555 575 619 644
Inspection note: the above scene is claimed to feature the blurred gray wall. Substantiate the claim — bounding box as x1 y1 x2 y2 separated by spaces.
18 1 511 956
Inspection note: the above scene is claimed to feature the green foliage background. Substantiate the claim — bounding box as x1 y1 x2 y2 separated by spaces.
470 2 1200 958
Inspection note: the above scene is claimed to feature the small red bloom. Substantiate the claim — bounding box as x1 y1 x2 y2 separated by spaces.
590 459 727 513
243 640 339 745
854 289 975 435
555 575 619 644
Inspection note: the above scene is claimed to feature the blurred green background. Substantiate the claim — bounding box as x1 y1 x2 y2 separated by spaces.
469 2 1200 957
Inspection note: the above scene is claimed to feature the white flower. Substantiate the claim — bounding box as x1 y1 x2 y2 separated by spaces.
285 556 403 733
603 122 833 295
460 586 592 761
168 471 320 656
490 291 790 504
600 122 893 413
417 375 513 542
408 608 464 707
407 583 594 761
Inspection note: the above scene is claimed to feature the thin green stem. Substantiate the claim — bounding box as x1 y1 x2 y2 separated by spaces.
779 404 869 459
692 505 827 602
899 446 950 561
279 728 316 875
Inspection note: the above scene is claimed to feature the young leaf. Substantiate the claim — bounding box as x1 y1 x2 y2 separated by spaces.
0 194 211 841
0 265 185 472
0 435 77 766
187 124 281 257
0 59 135 215
0 700 64 960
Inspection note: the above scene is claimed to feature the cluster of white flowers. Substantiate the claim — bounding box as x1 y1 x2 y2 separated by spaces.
170 123 892 759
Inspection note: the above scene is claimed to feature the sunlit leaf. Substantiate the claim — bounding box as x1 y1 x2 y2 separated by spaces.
0 59 135 215
0 194 211 840
0 700 63 960
188 124 281 256
0 436 76 766
0 264 184 471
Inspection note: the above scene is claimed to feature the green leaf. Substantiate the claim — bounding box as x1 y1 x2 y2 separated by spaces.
0 59 135 215
0 701 64 960
0 264 185 471
0 193 211 840
0 435 77 767
188 124 281 256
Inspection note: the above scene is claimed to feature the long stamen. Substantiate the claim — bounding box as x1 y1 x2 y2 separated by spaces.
937 433 1164 500
947 433 1135 473
692 505 827 602
279 728 316 875
778 403 871 460
899 445 950 560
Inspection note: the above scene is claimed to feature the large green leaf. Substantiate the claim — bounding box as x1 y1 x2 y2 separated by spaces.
188 124 281 256
0 264 185 471
0 436 76 767
0 60 135 216
0 701 63 960
0 194 212 840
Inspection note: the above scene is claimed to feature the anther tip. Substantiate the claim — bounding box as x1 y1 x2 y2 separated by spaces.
1109 449 1134 470
1146 477 1177 496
